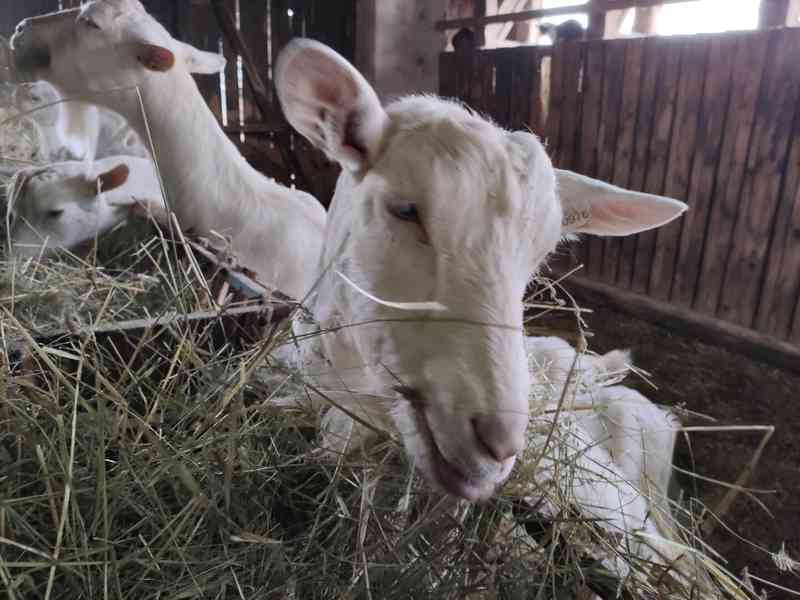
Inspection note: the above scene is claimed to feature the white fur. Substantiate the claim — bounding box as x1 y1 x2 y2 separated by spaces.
7 155 163 257
4 80 148 162
11 0 326 300
273 38 688 501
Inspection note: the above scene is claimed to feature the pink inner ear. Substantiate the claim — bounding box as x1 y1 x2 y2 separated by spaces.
97 164 130 193
137 44 175 72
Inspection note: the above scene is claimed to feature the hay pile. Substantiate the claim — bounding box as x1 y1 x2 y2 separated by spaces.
0 220 774 599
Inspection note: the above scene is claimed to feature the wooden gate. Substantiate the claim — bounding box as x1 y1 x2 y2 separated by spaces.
440 28 800 354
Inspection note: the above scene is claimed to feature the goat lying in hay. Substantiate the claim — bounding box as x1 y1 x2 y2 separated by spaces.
5 156 163 258
9 0 326 301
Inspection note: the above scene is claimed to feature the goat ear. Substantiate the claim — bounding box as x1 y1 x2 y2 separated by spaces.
136 44 175 72
96 164 130 193
556 169 687 236
275 38 389 171
178 41 226 74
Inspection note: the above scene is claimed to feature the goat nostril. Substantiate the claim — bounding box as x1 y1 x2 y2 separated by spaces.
472 414 524 462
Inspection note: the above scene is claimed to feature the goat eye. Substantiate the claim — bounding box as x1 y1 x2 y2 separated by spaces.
47 209 64 219
387 203 420 223
81 17 101 30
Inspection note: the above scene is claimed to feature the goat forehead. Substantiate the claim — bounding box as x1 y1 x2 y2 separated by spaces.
375 111 549 253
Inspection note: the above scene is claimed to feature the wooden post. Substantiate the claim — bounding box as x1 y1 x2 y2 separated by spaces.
587 0 606 40
632 6 662 35
760 0 790 28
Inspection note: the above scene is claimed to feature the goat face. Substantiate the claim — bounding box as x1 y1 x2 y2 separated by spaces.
10 0 224 98
8 161 131 258
276 40 686 501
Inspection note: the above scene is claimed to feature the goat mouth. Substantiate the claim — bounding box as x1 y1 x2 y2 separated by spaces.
402 397 489 502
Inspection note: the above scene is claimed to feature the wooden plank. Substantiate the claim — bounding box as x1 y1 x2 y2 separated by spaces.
621 36 663 290
759 0 791 28
670 36 737 307
221 3 241 129
238 0 270 123
756 108 800 338
693 33 769 316
718 29 800 328
574 40 605 272
792 266 800 343
648 38 709 301
439 52 459 99
611 38 645 289
176 1 224 122
556 41 584 171
493 50 514 128
508 48 532 131
544 43 565 160
565 275 800 376
629 37 681 295
590 40 626 281
528 51 545 135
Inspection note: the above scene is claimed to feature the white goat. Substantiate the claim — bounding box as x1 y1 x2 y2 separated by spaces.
7 156 163 257
272 37 687 501
10 0 326 301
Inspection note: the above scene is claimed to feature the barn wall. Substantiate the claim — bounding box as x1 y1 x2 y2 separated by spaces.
441 28 800 346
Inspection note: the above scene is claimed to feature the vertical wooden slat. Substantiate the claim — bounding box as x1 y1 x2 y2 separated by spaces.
545 44 566 160
528 51 545 135
671 35 737 307
648 38 708 301
222 0 241 130
439 53 458 99
756 104 800 338
590 40 625 281
556 41 584 171
761 152 800 339
176 0 223 122
718 29 800 328
693 33 770 316
621 37 663 290
792 290 800 345
493 50 514 128
508 48 536 132
630 37 681 295
239 0 270 123
606 39 643 286
574 40 605 273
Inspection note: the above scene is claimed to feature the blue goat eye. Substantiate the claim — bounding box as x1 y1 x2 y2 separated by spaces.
388 203 420 223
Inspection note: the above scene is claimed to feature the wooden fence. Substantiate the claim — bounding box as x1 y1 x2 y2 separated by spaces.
0 0 355 205
441 28 800 349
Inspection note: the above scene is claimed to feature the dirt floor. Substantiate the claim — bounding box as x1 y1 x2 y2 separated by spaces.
576 298 800 597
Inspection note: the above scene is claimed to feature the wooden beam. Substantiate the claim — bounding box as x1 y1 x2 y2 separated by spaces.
437 3 590 30
759 0 791 28
435 0 687 30
563 276 800 376
209 0 308 187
